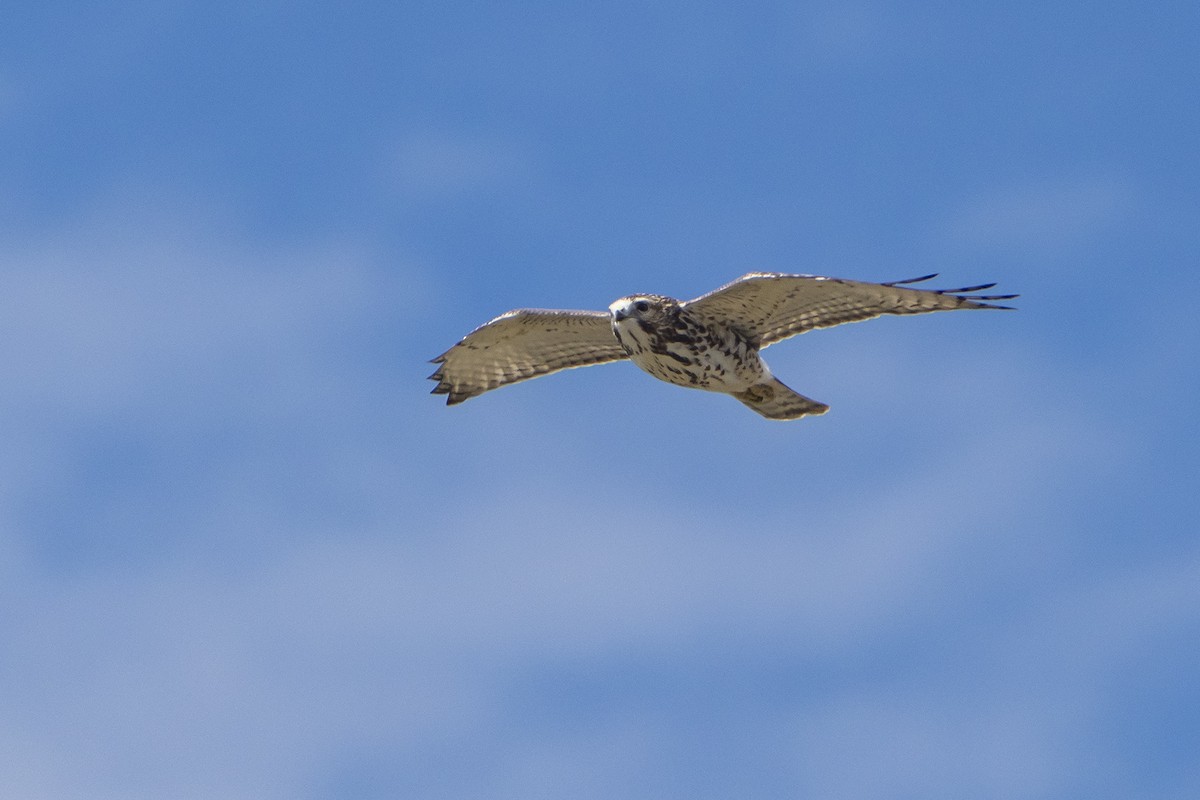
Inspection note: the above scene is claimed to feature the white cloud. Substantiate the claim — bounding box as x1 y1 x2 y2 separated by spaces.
0 196 1189 799
0 197 432 565
0 208 405 417
0 387 1165 799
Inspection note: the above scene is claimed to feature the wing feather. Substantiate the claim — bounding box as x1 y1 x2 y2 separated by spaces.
684 272 1017 347
429 309 627 404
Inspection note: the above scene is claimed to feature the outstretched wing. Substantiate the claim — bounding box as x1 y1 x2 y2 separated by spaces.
684 272 1017 347
429 309 627 405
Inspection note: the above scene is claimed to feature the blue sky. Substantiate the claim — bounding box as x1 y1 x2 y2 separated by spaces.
2 1 1198 797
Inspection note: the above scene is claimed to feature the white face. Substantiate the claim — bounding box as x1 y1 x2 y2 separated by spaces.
608 296 654 322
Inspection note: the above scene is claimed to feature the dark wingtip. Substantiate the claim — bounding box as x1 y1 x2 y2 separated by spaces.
940 281 1018 310
942 282 998 293
972 297 1019 310
429 381 471 405
974 288 1019 310
959 293 1020 301
884 273 939 286
887 275 1019 308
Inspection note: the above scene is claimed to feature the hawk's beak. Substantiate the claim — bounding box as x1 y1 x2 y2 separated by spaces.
610 299 639 322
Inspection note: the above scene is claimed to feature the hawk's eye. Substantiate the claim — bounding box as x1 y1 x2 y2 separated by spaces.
634 300 650 313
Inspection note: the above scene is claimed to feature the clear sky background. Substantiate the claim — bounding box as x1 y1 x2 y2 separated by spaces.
3 2 1198 798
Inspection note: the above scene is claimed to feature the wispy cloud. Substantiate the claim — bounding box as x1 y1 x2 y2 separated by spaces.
0 381 1162 798
388 131 531 199
0 197 430 564
797 1 889 60
937 175 1133 252
0 193 1189 799
792 546 1200 799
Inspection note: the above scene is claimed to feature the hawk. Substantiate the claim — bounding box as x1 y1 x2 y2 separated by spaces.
429 272 1016 420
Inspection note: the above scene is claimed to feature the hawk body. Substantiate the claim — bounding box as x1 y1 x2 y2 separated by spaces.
430 272 1016 420
605 294 828 418
609 295 758 391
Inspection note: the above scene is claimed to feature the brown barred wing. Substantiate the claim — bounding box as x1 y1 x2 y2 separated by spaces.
429 309 628 404
683 272 1017 347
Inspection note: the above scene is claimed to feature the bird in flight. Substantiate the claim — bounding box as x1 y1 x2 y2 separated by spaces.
430 272 1016 420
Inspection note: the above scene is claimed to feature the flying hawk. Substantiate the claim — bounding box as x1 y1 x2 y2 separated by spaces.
430 272 1016 420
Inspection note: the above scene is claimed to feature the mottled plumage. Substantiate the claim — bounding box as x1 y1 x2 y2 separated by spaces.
430 272 1016 420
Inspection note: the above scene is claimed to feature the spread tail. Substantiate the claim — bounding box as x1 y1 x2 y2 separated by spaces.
734 378 830 421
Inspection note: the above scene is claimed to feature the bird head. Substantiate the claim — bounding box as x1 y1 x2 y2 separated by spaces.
609 294 679 325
